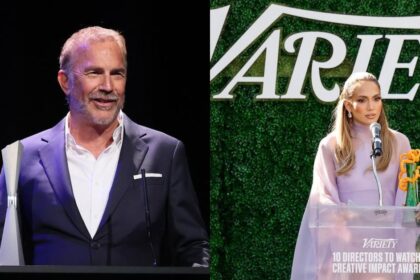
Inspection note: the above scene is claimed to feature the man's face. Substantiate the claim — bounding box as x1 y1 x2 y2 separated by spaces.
66 40 127 128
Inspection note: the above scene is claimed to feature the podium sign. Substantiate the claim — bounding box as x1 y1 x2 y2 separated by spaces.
310 205 420 279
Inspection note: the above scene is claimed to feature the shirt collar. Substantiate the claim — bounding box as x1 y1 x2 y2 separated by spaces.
65 111 124 150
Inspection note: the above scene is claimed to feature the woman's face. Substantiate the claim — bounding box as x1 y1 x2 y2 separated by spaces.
344 80 382 126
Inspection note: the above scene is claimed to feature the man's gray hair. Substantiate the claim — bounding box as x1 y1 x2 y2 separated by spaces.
59 26 127 73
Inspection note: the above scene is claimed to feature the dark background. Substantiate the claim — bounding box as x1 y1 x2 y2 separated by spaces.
0 2 209 228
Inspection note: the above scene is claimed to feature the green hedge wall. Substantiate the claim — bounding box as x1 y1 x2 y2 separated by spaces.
210 1 420 279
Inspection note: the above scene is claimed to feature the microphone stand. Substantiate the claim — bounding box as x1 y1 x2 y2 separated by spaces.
371 153 387 216
371 153 383 207
371 151 385 215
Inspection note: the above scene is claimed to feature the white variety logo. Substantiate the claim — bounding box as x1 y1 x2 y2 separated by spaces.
210 4 420 102
362 238 398 249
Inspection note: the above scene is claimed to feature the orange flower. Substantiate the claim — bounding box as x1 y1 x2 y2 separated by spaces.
398 149 420 192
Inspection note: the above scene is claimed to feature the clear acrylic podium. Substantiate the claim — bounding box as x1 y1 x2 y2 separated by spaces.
309 205 420 280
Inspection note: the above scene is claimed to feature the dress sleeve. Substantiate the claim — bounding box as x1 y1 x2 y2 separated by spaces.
291 137 340 280
311 138 341 205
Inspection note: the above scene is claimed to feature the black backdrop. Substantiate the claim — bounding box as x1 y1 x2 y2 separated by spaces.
0 2 209 227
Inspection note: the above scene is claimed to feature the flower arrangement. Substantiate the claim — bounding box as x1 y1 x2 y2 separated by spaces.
399 149 420 206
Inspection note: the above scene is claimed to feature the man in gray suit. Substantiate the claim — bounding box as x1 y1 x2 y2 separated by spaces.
0 26 209 266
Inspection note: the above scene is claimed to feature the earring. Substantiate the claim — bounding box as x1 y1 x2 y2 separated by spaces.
347 111 352 118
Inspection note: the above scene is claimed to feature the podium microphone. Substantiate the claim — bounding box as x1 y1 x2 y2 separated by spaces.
369 122 383 207
370 122 382 157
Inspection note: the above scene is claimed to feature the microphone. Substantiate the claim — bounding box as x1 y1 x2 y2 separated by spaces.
370 122 382 157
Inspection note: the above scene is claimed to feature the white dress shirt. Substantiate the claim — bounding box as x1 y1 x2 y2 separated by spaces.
65 113 124 238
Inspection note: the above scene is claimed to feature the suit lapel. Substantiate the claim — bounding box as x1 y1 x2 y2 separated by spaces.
96 116 149 239
38 120 90 239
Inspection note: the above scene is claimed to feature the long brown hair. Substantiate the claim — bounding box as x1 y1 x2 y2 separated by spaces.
332 72 395 175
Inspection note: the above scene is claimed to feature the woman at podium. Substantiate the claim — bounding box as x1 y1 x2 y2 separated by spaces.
291 72 412 279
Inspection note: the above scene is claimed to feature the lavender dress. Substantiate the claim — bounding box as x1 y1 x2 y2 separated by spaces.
291 122 411 279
